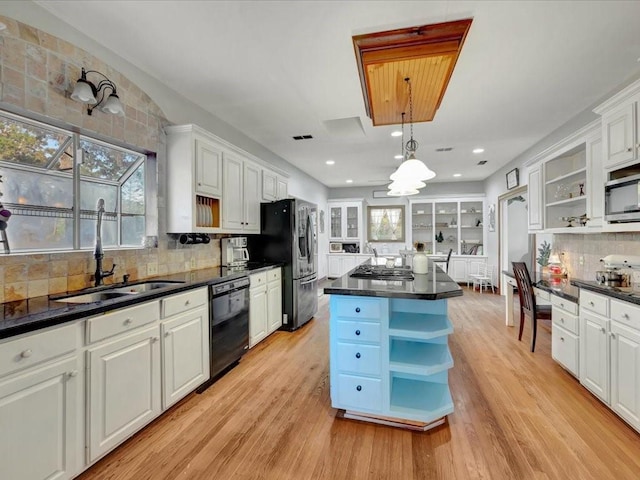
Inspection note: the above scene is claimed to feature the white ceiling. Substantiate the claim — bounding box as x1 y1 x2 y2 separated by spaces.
36 1 640 188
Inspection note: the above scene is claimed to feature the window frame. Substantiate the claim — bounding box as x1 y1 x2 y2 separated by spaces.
0 109 152 254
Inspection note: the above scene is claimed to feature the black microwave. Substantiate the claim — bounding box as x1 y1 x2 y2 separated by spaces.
605 165 640 223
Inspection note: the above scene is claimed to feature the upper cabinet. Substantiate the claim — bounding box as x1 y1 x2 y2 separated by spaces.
328 200 364 245
595 80 640 171
526 121 602 233
166 124 288 234
262 169 288 202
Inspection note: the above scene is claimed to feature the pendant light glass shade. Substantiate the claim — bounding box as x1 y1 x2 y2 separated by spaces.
70 79 97 104
100 93 125 116
390 153 436 182
387 178 425 196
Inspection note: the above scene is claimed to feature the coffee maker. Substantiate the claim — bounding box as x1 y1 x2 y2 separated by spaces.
221 237 249 267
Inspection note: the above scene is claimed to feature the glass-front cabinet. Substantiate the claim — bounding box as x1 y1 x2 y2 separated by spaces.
409 198 486 256
330 206 343 239
328 199 366 252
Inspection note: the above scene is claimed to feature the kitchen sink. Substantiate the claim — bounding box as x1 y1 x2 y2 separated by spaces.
54 291 134 304
111 281 185 294
53 280 185 303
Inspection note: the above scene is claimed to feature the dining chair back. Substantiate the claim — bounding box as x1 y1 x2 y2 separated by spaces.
512 262 552 352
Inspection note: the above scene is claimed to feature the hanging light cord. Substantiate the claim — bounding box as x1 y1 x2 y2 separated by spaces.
405 77 418 154
400 112 405 162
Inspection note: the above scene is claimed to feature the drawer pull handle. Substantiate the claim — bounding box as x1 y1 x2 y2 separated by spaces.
627 147 633 152
165 331 171 337
611 333 616 339
589 301 595 306
185 300 191 306
601 327 606 334
560 337 565 342
623 313 630 319
20 349 33 359
355 352 361 359
355 330 361 336
561 318 564 323
355 307 361 313
560 303 564 307
356 385 362 392
124 318 132 325
152 337 159 343
67 370 78 378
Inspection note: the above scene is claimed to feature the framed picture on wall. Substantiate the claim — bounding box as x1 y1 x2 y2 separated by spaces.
506 168 519 190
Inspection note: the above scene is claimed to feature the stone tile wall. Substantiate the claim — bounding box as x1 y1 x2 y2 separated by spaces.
0 16 221 302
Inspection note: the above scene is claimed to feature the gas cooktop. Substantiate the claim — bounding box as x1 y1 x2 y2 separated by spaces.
350 265 414 280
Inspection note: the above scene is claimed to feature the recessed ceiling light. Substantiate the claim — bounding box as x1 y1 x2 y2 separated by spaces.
346 179 353 183
473 148 485 154
391 131 402 137
326 160 335 165
453 173 462 177
394 154 403 160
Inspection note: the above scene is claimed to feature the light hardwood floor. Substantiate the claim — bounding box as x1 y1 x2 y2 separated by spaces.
77 287 640 480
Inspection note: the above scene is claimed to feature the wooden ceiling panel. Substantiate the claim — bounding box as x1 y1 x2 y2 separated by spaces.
354 19 472 126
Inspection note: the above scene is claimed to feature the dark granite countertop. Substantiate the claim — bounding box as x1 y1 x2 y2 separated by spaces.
324 260 463 300
502 269 580 303
0 262 281 340
570 279 640 306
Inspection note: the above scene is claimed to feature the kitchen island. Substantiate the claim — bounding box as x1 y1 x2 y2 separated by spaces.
324 260 462 430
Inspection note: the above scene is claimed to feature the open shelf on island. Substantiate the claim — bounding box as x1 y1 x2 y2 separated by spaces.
388 313 452 340
389 339 453 376
389 374 454 421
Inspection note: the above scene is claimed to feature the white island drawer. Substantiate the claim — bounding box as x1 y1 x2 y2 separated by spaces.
336 343 381 376
337 374 382 412
336 320 381 343
580 290 609 317
552 306 579 335
610 299 640 330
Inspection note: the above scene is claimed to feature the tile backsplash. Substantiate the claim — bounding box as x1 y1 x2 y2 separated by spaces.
552 233 640 281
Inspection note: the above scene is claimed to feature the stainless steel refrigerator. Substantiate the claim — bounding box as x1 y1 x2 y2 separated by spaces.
248 198 318 331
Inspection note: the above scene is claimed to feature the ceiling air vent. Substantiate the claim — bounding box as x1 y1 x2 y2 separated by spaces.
292 135 313 140
435 147 454 152
477 160 488 165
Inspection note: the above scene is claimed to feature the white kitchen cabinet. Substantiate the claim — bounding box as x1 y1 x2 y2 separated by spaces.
223 152 261 233
449 257 467 281
327 254 373 278
87 325 161 462
610 320 640 430
594 79 640 171
160 288 209 410
262 169 289 202
165 124 222 233
586 135 604 228
266 268 283 334
0 322 81 480
551 296 579 377
328 200 365 248
580 308 610 402
249 272 268 348
527 164 544 231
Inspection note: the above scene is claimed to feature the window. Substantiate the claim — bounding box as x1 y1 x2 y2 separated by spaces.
367 205 405 242
0 111 148 253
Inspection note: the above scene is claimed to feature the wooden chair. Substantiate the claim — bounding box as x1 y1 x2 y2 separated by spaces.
512 262 551 352
433 248 453 274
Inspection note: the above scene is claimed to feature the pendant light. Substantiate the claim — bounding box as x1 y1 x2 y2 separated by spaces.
388 112 425 196
390 78 436 182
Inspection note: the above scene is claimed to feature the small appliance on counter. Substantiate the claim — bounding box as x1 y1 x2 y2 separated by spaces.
221 237 249 268
329 242 343 252
596 254 640 286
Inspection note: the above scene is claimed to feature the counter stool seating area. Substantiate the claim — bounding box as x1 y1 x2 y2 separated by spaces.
511 262 552 352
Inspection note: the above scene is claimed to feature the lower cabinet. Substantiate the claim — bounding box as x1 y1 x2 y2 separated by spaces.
0 356 80 480
580 290 640 433
0 322 81 480
448 255 488 283
327 254 373 278
551 295 579 377
87 325 162 462
329 295 454 425
250 268 282 347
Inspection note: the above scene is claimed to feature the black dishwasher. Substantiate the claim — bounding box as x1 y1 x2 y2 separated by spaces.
199 277 250 391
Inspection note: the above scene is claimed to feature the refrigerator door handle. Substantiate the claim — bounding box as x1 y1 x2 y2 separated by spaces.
299 276 317 286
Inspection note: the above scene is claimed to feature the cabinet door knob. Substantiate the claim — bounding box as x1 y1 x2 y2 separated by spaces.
67 370 78 378
152 337 159 343
124 318 132 325
627 147 633 152
560 337 565 342
185 300 191 306
355 307 361 313
356 385 362 392
355 352 361 359
561 318 565 323
611 332 616 339
623 313 630 319
355 329 361 336
589 301 595 306
20 349 32 359
601 327 606 333
165 331 171 337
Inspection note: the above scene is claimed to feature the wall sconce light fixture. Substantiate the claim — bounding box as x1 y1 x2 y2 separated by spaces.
70 68 124 116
